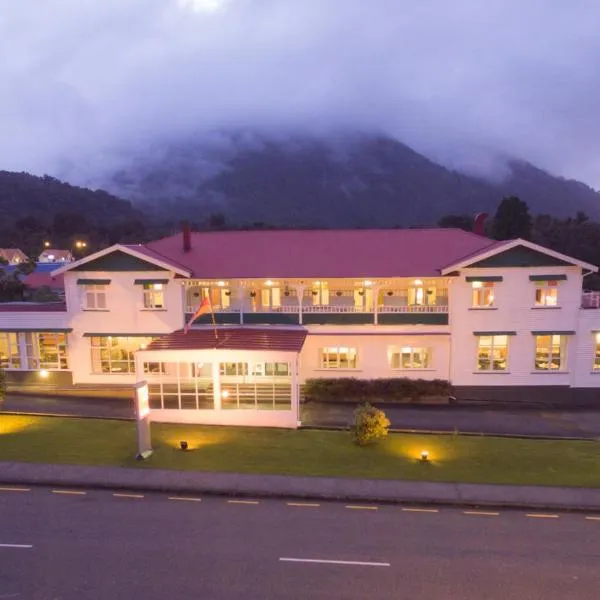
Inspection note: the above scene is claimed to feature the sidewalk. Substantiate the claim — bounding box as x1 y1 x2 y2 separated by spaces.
3 393 600 439
1 461 599 511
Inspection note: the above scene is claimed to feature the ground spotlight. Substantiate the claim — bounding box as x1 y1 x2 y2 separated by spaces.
180 440 189 451
420 450 430 462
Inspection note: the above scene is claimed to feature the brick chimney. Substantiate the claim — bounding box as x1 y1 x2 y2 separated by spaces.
182 221 192 253
473 212 488 236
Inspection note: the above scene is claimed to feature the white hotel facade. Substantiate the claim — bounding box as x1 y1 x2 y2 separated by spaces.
0 227 599 428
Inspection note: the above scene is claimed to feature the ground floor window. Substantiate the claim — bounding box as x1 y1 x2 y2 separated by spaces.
319 347 358 369
146 362 214 410
476 335 508 371
594 333 600 371
535 335 566 371
390 346 430 369
91 336 154 374
0 333 20 369
25 332 68 370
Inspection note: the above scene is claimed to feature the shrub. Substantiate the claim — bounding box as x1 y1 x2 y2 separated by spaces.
303 377 452 403
351 402 391 446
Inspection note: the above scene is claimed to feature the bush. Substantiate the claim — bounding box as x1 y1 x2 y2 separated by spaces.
303 377 452 403
351 402 391 446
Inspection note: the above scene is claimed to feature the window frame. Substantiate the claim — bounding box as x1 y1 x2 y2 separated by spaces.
534 334 567 371
84 284 107 310
90 336 154 374
471 281 495 308
476 335 509 372
319 346 358 369
534 280 559 307
0 332 21 369
594 333 600 371
142 283 166 310
390 346 431 370
25 332 69 370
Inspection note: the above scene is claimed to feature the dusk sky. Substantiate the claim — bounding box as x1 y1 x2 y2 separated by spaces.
2 0 600 188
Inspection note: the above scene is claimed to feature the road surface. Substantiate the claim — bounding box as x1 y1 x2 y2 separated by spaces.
1 486 599 599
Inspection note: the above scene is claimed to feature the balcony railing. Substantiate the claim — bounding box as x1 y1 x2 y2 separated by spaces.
184 302 449 314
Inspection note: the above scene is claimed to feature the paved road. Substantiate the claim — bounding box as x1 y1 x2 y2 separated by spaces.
3 393 600 438
1 486 600 599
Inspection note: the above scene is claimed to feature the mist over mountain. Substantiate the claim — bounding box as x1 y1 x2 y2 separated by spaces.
98 133 600 228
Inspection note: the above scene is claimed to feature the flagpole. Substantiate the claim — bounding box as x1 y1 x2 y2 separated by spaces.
207 290 219 342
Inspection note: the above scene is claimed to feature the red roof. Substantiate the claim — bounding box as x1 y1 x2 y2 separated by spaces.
24 272 64 289
145 327 307 352
145 229 496 279
0 302 66 312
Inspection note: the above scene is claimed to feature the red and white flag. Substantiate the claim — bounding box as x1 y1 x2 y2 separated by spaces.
183 297 211 334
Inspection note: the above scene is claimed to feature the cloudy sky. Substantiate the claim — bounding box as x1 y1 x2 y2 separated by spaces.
2 0 600 188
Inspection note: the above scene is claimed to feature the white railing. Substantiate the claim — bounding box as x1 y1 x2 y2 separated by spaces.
378 305 448 313
302 305 368 313
582 292 600 309
184 306 241 314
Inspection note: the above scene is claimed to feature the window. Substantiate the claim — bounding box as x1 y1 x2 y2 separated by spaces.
310 281 330 305
320 347 358 369
90 336 154 374
472 282 495 308
390 347 430 369
25 333 68 370
594 334 600 371
143 283 165 309
220 362 249 376
535 335 566 371
264 362 290 376
534 281 558 307
477 335 508 371
84 285 107 310
0 333 20 369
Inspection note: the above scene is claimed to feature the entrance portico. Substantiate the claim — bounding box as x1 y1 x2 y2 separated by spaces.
135 327 307 428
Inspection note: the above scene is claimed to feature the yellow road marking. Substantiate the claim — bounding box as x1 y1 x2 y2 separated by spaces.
345 505 378 510
113 493 144 499
52 490 86 496
402 507 439 513
463 511 499 516
168 497 202 502
287 502 320 507
526 513 559 519
227 499 259 505
0 487 30 492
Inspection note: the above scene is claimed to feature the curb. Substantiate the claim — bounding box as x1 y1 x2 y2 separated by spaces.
1 462 599 512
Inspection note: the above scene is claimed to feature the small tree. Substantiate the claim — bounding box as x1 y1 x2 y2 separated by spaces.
492 196 532 240
351 402 390 446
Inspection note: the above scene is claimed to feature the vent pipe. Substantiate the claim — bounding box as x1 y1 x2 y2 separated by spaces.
182 221 192 253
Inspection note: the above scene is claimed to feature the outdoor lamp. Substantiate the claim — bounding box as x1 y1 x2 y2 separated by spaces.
420 450 430 462
180 440 189 451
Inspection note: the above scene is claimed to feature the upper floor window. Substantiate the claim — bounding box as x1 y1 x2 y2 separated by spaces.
534 281 558 307
390 346 431 369
84 285 107 310
25 332 68 370
0 332 20 369
534 334 566 371
594 334 600 371
472 281 495 308
320 346 358 369
310 281 329 305
476 335 508 371
143 283 165 309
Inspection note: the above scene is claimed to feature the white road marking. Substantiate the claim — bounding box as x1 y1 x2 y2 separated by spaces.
0 544 33 549
463 511 499 516
113 493 144 499
168 497 202 502
585 516 600 521
402 507 439 513
279 557 390 567
345 505 378 510
287 502 320 507
526 513 559 519
52 490 86 496
227 499 259 505
0 487 30 493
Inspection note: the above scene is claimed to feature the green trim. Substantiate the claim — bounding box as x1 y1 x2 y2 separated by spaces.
465 276 503 282
82 333 161 337
189 312 240 325
469 246 572 268
473 331 516 336
243 312 300 325
531 331 575 336
134 279 169 285
0 328 72 333
77 278 111 285
377 313 449 326
72 250 168 272
529 274 568 281
303 313 374 325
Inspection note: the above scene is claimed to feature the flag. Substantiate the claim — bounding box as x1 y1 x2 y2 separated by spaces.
183 297 211 334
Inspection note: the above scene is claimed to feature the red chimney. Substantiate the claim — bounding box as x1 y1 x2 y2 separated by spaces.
182 222 191 253
473 213 488 236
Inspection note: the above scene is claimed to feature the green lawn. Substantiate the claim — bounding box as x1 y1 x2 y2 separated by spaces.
0 415 599 487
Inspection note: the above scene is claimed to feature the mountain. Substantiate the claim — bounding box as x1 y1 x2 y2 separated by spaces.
102 134 600 227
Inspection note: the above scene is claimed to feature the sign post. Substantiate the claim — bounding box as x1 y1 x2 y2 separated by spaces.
133 380 153 460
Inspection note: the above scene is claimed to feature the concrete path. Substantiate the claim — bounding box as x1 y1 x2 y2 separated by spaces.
3 485 599 599
3 393 600 438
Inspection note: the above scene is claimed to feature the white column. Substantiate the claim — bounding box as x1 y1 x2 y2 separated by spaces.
212 356 222 411
295 285 305 325
373 285 382 326
292 354 300 427
237 283 245 325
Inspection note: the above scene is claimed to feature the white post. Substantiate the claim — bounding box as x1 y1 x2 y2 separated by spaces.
295 285 305 325
292 355 300 427
237 283 245 325
373 285 381 325
212 357 222 411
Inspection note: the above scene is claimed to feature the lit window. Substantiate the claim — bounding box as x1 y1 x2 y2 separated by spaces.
84 285 107 310
535 335 566 371
143 283 165 309
594 334 600 371
90 336 154 374
390 347 430 369
0 333 21 369
219 362 249 376
472 282 495 308
534 281 558 307
477 335 508 371
320 347 358 369
25 333 68 370
310 281 330 305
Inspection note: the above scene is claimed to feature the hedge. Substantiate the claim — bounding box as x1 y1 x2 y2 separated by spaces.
303 377 452 402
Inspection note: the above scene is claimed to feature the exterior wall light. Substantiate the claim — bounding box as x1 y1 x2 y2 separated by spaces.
420 450 430 462
180 440 189 451
39 370 49 379
221 390 230 399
